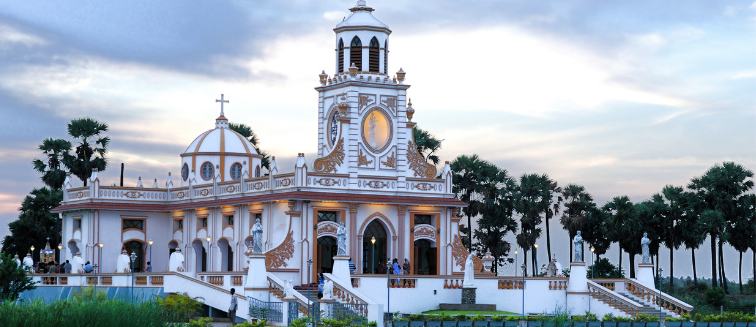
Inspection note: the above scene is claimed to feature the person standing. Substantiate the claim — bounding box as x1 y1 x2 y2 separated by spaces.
84 261 93 273
348 257 356 286
64 260 72 274
144 261 152 272
403 258 410 275
392 258 401 285
228 288 238 326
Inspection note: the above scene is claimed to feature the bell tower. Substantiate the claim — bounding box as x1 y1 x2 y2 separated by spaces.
313 1 439 191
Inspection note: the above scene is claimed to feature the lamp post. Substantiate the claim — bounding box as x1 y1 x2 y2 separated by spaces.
98 242 103 272
206 237 211 272
658 267 663 322
521 263 526 321
57 244 62 264
387 259 392 324
534 243 539 277
307 257 312 323
371 237 376 274
130 251 137 302
31 245 35 263
96 243 103 294
590 246 595 315
148 239 153 269
514 249 518 277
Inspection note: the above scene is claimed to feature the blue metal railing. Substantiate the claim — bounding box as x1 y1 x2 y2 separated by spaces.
288 301 300 322
328 302 369 320
248 296 283 323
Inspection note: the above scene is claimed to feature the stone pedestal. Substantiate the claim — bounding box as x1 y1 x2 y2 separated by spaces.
567 261 589 314
245 254 269 299
331 255 351 283
636 263 655 289
462 287 476 304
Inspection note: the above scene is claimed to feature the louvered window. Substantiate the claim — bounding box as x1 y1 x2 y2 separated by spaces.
350 36 362 71
384 40 388 73
338 38 345 73
123 219 144 231
369 37 379 72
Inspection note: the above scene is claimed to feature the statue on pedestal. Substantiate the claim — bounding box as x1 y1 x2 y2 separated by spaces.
323 279 334 299
573 231 584 262
252 218 263 254
463 254 475 287
641 232 651 264
13 254 21 267
336 222 347 256
23 253 33 272
169 248 185 272
117 249 132 273
284 279 294 299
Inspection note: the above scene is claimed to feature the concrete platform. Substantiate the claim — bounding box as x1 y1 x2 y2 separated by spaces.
439 303 496 311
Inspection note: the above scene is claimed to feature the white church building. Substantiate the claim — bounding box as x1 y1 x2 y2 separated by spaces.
33 1 692 325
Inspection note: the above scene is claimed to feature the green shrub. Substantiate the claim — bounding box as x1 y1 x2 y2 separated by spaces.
409 314 425 321
585 313 598 322
571 316 586 322
507 316 523 321
457 314 468 321
289 317 308 327
491 316 506 322
527 315 545 321
602 314 615 322
704 287 726 307
0 297 169 327
182 317 213 327
471 314 487 321
441 313 456 321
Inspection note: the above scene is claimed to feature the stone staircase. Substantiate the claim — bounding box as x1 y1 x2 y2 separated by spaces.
617 290 674 320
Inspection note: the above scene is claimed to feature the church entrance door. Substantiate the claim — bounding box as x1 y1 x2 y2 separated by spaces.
218 238 233 271
192 240 206 272
317 236 336 275
124 240 144 272
362 220 387 274
413 239 437 275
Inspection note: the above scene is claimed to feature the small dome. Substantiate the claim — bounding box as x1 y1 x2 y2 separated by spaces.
184 118 258 155
335 1 389 30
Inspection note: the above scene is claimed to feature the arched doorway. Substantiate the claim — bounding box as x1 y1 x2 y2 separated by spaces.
123 240 145 272
218 238 233 271
362 220 387 274
317 236 337 275
67 240 79 260
192 239 206 272
413 239 437 275
168 241 178 258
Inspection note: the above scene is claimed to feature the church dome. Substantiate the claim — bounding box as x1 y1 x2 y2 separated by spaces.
184 117 258 155
335 1 389 31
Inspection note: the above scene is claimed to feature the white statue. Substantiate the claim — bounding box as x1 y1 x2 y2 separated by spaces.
72 251 85 273
641 232 651 264
169 248 185 272
116 249 132 273
336 222 347 256
284 279 294 299
463 254 475 287
323 279 334 300
368 113 378 148
252 218 263 254
13 254 21 267
573 231 584 262
23 253 33 272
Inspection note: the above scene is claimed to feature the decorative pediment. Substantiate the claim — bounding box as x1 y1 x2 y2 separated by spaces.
406 140 437 179
413 224 436 241
314 138 345 173
317 221 340 238
265 231 295 269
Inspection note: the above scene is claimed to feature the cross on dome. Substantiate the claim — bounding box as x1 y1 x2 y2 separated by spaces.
214 94 229 128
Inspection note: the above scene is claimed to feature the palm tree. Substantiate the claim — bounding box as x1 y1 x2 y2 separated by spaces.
560 184 594 257
657 186 686 289
62 118 109 186
679 191 705 288
472 166 518 274
450 154 494 251
543 180 562 262
730 194 755 293
689 162 754 291
413 126 443 165
32 138 72 190
0 188 62 259
515 173 551 274
229 122 270 170
603 196 634 276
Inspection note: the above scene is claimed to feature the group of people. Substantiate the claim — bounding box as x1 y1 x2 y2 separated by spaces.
31 260 99 274
375 258 411 275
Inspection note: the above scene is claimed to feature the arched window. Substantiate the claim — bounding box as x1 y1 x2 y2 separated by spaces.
255 165 260 177
230 163 243 180
384 40 388 74
338 38 345 73
350 36 362 71
369 37 379 72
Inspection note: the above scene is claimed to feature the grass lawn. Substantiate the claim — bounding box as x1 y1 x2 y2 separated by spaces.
421 309 519 316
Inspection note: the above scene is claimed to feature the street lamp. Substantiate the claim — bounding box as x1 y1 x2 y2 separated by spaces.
96 243 103 295
148 239 153 269
57 244 62 263
206 237 211 272
521 263 526 321
30 246 35 264
371 237 376 274
98 242 104 271
590 246 595 315
130 251 137 302
307 257 313 323
658 267 663 322
387 259 392 324
514 249 518 277
534 243 539 277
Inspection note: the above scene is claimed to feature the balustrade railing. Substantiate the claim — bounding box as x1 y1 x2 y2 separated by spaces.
248 297 283 323
549 280 568 290
444 279 463 289
323 273 371 319
389 278 416 288
587 281 643 317
267 275 310 316
498 279 523 289
625 280 692 316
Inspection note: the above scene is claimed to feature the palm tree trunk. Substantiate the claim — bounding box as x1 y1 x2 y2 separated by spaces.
738 251 743 294
669 245 674 290
719 240 729 293
568 237 573 263
629 253 635 279
546 217 552 263
523 250 528 277
618 245 623 278
692 249 698 290
711 236 717 288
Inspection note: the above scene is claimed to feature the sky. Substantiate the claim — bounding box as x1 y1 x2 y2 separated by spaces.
0 1 754 281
